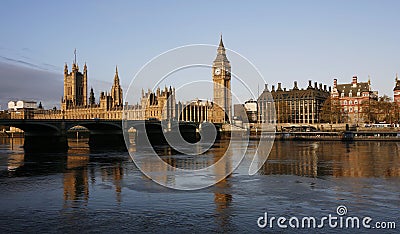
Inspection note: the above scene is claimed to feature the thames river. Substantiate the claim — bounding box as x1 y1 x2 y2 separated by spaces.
0 137 398 233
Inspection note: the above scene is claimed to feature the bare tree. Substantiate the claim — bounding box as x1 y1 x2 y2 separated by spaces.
320 97 342 123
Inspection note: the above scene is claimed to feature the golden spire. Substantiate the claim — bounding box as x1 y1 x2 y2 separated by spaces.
113 65 120 85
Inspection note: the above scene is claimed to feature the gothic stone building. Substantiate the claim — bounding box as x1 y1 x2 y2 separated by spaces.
258 81 330 124
125 36 233 124
33 59 124 120
19 36 232 123
211 36 232 123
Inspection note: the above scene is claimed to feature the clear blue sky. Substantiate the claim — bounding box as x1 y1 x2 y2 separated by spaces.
1 0 399 108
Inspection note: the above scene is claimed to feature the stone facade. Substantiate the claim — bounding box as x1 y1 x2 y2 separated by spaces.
62 62 87 110
258 81 330 124
212 36 232 123
33 59 124 120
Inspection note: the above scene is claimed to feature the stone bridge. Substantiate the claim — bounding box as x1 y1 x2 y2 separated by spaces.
0 119 208 151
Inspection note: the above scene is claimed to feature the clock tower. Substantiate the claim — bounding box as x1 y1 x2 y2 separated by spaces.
212 35 232 123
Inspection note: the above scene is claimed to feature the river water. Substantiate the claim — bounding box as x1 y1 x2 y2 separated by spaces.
0 137 398 233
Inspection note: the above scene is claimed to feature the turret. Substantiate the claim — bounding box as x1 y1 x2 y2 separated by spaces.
89 87 95 106
110 65 123 107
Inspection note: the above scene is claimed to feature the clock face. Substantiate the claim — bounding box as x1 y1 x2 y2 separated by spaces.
214 68 221 75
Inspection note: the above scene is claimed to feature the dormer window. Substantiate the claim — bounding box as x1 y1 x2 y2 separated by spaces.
349 92 352 97
341 92 345 97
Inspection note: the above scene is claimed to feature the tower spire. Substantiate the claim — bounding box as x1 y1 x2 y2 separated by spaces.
113 65 120 86
215 35 228 63
74 48 77 65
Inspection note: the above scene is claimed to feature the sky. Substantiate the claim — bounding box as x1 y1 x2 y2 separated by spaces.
1 0 400 109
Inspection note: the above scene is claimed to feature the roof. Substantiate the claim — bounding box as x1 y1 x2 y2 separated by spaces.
336 82 370 96
213 36 230 64
394 79 400 91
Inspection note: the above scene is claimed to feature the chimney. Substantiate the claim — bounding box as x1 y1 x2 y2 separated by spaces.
307 80 312 89
352 76 357 85
264 84 269 91
277 83 282 91
314 82 318 89
319 83 323 90
333 79 337 88
272 85 275 92
324 85 327 91
293 81 298 90
284 88 286 92
329 86 332 92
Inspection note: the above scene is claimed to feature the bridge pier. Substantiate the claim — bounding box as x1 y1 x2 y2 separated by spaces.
24 133 68 152
88 130 126 149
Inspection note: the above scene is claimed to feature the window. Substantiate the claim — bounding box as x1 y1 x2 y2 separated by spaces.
349 92 352 97
344 100 347 105
355 100 358 105
350 107 353 112
349 101 353 105
341 92 345 97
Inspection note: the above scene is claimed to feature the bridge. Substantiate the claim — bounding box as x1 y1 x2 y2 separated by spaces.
0 119 207 151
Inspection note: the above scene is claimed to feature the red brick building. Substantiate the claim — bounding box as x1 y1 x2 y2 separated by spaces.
393 74 400 107
331 76 378 124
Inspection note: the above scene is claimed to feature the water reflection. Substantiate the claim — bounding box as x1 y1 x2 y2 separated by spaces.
63 147 90 207
259 141 400 178
0 137 399 232
213 178 233 232
63 141 126 207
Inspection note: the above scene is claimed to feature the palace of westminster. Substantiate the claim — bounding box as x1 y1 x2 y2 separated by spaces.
7 36 400 125
10 37 231 124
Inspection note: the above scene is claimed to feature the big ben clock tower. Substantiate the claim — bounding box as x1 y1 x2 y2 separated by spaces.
212 35 232 123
